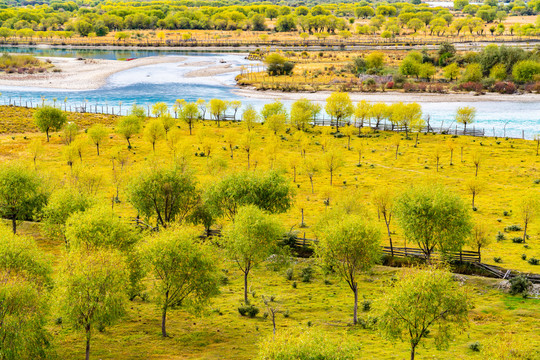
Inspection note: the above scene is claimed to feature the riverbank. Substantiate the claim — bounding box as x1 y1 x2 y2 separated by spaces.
233 87 540 103
0 56 186 90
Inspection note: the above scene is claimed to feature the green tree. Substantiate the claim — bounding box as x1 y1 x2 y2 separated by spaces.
205 171 294 221
325 92 354 131
443 63 460 81
418 63 436 81
223 205 283 303
58 250 128 360
455 106 476 133
0 165 47 234
42 187 94 243
116 115 142 148
290 98 316 131
0 225 52 360
512 60 540 83
519 195 539 242
261 101 287 122
469 222 491 262
179 102 200 135
144 119 166 152
34 105 67 142
242 105 259 131
379 266 471 360
128 166 200 228
490 63 507 81
87 124 107 156
316 214 381 324
208 98 228 127
461 63 483 82
365 51 385 72
141 228 220 337
394 184 472 260
65 206 139 251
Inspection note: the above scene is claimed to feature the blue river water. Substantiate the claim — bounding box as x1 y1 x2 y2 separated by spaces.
0 47 538 139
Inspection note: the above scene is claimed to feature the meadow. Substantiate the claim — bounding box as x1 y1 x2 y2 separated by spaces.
1 103 539 359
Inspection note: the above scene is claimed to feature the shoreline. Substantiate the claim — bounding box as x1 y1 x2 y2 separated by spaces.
0 56 186 91
232 87 540 103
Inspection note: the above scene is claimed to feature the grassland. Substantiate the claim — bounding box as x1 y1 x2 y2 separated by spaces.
1 105 539 359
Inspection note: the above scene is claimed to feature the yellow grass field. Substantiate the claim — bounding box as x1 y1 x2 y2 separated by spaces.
1 105 539 359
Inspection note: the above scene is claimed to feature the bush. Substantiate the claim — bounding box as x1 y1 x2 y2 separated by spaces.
496 232 506 241
362 299 372 312
469 341 481 352
238 304 260 318
493 81 516 94
509 275 531 295
286 268 294 280
494 257 502 263
458 82 483 93
528 257 539 265
521 254 527 260
301 266 313 283
512 237 524 243
505 225 522 231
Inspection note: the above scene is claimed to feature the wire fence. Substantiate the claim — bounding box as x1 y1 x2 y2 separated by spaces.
2 97 533 140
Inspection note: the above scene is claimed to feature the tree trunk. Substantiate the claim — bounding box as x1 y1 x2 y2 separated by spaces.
46 129 49 142
450 149 453 165
410 344 416 360
310 177 314 194
395 145 399 159
11 216 16 234
96 144 100 156
353 285 358 325
85 325 91 360
243 270 249 304
383 213 393 256
329 170 333 185
161 297 168 337
189 123 192 135
472 193 476 208
127 138 131 149
523 222 528 243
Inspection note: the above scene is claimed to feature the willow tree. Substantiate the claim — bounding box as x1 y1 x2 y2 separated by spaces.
0 164 47 234
34 105 67 142
379 266 471 360
141 228 220 337
128 166 200 228
224 205 283 303
395 184 472 260
325 92 353 131
59 250 128 360
0 226 53 360
316 214 380 325
208 98 228 127
455 106 476 133
179 102 200 135
116 115 142 149
88 124 107 156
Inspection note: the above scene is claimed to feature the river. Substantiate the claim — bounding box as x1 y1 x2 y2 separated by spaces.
0 46 538 139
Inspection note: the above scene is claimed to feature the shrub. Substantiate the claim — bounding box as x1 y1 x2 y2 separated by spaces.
512 237 524 243
458 82 483 93
238 304 260 318
301 266 313 283
509 275 531 295
469 342 481 352
528 257 539 265
505 225 522 232
494 257 502 263
496 232 506 241
493 81 516 94
286 268 294 280
521 254 527 260
362 299 372 312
